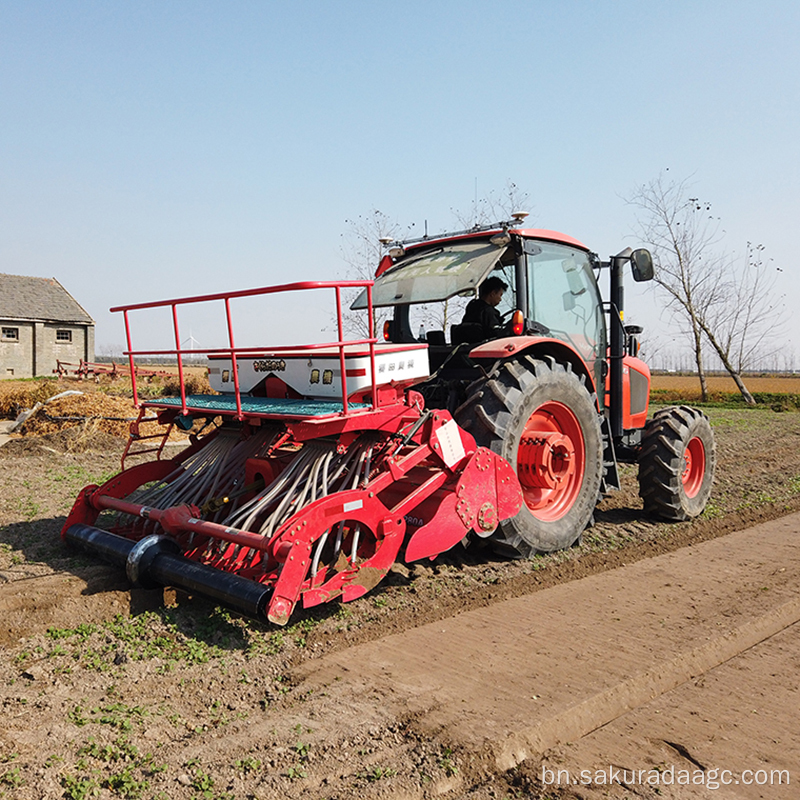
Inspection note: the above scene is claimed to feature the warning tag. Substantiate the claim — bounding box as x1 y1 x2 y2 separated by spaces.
434 418 466 468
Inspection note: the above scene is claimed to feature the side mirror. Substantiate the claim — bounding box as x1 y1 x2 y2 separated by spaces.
631 248 654 282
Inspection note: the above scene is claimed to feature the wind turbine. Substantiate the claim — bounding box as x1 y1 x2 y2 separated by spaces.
181 330 202 363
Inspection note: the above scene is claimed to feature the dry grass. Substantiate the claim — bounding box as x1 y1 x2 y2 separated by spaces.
0 372 210 440
0 380 60 418
650 374 800 408
21 393 139 437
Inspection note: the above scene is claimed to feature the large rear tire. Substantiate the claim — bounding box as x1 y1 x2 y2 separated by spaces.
455 356 603 557
637 406 716 520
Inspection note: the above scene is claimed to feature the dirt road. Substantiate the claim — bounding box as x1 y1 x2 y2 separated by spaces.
0 406 799 798
295 511 800 798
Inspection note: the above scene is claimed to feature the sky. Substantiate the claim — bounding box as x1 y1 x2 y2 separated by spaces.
1 1 798 366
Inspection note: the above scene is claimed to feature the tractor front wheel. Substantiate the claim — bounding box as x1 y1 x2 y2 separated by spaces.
455 356 603 557
637 406 716 520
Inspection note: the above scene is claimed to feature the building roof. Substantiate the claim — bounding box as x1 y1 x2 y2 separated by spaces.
0 273 94 325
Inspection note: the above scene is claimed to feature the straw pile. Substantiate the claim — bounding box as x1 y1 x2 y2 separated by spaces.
23 393 139 438
0 379 201 442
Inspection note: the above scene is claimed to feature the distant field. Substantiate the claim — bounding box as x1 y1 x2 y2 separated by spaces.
651 374 800 393
137 363 208 378
3 368 800 402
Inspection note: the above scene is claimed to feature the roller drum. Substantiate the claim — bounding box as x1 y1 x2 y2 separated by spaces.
65 524 271 619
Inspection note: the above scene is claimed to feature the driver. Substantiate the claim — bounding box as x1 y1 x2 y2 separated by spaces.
461 276 508 339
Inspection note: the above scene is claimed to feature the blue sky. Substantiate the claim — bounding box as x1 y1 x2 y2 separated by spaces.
1 1 798 364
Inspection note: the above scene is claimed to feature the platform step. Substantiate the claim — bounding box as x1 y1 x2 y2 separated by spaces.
145 394 369 419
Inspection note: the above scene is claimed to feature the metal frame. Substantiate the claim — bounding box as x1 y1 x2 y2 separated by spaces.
111 280 380 420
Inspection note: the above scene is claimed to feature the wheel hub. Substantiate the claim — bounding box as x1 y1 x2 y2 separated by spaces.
518 431 575 490
515 400 586 522
681 435 706 498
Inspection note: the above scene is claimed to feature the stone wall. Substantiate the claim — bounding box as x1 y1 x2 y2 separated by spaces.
1 321 34 378
0 320 95 378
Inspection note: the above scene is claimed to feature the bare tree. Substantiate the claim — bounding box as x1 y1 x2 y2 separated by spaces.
434 181 531 334
339 185 535 343
631 174 721 401
337 209 410 339
699 242 785 383
631 174 784 405
451 180 532 228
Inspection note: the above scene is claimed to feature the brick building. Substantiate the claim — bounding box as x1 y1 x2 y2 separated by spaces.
0 273 95 379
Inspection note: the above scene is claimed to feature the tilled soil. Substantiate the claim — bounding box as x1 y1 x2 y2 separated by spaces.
0 406 799 799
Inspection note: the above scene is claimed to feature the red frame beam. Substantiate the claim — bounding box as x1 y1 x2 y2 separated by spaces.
111 280 378 418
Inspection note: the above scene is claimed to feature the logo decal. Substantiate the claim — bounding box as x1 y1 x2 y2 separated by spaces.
253 359 286 373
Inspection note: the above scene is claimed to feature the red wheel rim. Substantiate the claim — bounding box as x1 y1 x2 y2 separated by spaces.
682 436 706 498
516 401 585 521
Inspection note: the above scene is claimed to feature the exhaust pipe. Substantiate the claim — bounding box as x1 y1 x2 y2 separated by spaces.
65 524 272 619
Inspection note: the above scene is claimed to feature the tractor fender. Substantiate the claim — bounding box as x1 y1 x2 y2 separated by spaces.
468 336 599 400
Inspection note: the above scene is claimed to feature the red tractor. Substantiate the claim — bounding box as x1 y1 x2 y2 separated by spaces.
62 218 715 625
356 217 716 557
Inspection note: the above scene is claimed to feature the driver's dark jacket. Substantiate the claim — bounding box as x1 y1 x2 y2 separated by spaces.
461 298 502 337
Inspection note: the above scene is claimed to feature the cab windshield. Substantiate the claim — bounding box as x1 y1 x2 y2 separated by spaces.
351 240 508 309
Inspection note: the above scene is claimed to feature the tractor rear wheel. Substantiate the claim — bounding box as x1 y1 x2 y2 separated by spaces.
455 356 603 558
637 406 715 520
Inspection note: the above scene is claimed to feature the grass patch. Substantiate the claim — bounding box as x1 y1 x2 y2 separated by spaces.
48 463 118 490
0 766 23 788
46 610 229 672
61 772 101 800
650 388 800 410
68 702 149 733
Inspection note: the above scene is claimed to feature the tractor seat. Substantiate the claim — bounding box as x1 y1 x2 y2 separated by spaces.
450 322 486 345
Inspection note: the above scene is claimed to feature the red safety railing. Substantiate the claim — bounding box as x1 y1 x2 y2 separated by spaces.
110 280 378 419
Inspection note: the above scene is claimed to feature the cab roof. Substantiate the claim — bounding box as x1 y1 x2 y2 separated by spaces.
405 227 588 252
376 227 589 278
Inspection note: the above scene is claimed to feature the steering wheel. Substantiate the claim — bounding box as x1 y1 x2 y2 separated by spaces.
499 308 515 323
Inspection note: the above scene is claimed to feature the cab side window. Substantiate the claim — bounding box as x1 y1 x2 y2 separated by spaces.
526 243 604 364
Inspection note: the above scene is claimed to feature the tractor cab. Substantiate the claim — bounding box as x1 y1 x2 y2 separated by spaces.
354 218 662 470
352 222 608 401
